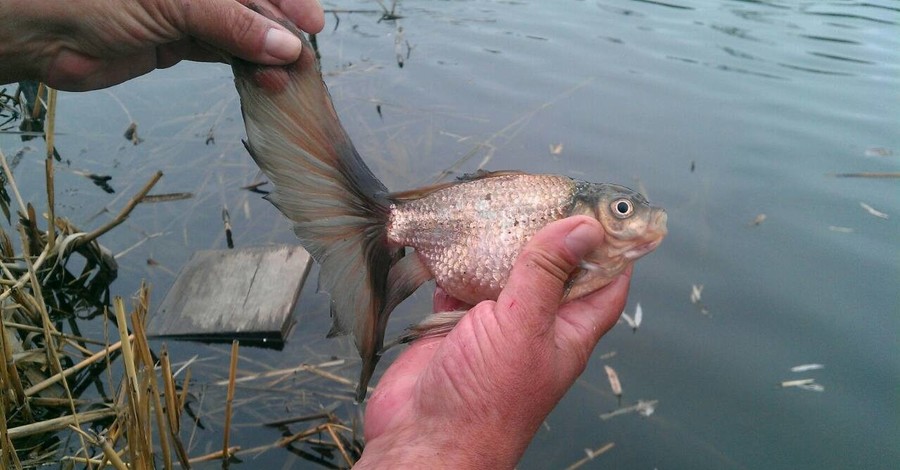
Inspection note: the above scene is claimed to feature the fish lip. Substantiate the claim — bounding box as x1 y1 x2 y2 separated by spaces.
623 211 667 260
623 236 663 260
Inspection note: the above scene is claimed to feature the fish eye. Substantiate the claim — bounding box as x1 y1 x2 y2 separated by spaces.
611 198 634 218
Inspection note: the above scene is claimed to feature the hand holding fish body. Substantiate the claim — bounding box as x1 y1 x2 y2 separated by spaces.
232 19 666 401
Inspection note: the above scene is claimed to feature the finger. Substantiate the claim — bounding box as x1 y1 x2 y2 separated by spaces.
45 50 157 91
182 0 305 64
271 0 326 33
433 287 473 313
496 216 605 337
555 268 631 377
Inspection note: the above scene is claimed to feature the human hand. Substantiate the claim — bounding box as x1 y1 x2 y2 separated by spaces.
0 0 324 91
357 216 632 468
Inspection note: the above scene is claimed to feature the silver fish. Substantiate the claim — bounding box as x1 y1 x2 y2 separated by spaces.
232 14 666 401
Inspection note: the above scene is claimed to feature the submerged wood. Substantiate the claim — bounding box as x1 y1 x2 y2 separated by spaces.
148 245 311 344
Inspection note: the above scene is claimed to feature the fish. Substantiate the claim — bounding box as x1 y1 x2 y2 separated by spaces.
231 11 667 401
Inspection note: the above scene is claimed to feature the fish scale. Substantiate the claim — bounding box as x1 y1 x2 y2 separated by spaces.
388 174 576 304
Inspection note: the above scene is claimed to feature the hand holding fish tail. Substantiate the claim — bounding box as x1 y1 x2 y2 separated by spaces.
357 217 631 469
0 0 324 91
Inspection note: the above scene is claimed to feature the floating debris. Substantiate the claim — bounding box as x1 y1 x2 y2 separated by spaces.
864 147 893 157
564 442 615 470
751 213 767 226
828 225 855 233
781 378 824 392
222 208 234 249
791 363 824 373
72 170 115 193
123 121 143 145
690 284 703 304
599 400 658 420
620 303 642 332
205 127 215 145
690 160 695 172
832 172 900 179
241 180 270 195
549 143 564 155
141 192 193 203
859 202 888 220
690 283 709 315
604 365 623 399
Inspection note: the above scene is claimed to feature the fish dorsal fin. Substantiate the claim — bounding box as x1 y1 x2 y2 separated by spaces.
458 169 526 181
388 170 526 202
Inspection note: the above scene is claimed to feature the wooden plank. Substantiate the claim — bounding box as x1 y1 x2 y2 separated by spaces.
147 245 312 347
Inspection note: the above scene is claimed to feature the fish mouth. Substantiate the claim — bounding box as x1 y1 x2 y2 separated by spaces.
623 236 663 260
623 210 667 260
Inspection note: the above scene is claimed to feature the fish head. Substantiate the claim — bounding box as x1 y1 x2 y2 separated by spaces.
593 184 667 260
564 182 667 299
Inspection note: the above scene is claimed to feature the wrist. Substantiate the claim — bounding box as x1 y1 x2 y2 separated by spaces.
355 417 527 469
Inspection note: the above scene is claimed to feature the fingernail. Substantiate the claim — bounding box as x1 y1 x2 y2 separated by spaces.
565 223 601 259
264 28 302 61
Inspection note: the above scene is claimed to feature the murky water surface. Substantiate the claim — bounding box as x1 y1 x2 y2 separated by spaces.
3 0 897 468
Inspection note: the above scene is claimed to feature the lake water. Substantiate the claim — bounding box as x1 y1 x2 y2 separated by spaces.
2 0 897 468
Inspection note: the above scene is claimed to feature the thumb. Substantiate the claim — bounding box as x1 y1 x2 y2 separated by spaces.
496 216 605 336
183 1 311 64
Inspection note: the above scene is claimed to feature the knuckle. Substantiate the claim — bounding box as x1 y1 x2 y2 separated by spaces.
519 248 572 285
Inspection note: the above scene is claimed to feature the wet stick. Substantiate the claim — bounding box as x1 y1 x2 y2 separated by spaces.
564 442 615 470
131 308 173 470
187 447 240 464
44 87 57 248
24 335 131 396
223 340 239 463
0 384 24 469
326 422 355 467
160 347 191 468
7 407 117 439
113 296 146 465
68 425 129 470
226 422 330 458
0 312 32 421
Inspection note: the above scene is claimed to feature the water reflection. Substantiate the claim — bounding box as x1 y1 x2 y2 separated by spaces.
1 0 897 467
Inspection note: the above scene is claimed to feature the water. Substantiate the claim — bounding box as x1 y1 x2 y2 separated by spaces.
2 0 897 468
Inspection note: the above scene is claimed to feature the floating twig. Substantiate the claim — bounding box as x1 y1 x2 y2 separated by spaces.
599 400 658 420
859 202 889 219
831 172 900 178
604 365 623 404
140 192 193 203
72 171 163 249
564 442 615 470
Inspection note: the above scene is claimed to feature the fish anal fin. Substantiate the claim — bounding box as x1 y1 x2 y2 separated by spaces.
393 310 468 346
383 253 433 322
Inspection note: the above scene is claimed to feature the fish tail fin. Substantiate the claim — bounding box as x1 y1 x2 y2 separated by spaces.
233 18 430 401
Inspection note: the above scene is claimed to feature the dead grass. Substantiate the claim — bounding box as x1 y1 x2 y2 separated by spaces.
0 83 363 468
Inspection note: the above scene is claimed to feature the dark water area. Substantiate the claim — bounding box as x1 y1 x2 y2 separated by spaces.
2 0 897 468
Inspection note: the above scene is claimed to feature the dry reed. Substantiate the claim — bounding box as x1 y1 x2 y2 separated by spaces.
1 82 364 468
